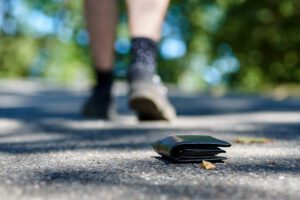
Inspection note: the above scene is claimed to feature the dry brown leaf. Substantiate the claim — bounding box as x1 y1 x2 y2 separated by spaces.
200 161 216 170
234 137 273 144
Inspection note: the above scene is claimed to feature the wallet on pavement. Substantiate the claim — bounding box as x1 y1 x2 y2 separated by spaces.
153 135 231 163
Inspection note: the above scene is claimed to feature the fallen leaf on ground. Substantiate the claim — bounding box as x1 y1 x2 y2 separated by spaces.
234 137 273 144
200 161 216 170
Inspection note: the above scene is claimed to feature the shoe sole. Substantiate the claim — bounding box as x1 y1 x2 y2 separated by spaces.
129 91 175 121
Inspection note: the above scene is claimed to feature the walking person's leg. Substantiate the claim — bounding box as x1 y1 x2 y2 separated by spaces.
126 0 176 121
82 0 118 119
127 0 169 41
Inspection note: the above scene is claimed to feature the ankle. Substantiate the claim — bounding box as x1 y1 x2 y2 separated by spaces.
128 37 158 82
94 68 114 89
95 68 114 85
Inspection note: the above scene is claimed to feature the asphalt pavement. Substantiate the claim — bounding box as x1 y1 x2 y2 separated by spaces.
0 80 299 200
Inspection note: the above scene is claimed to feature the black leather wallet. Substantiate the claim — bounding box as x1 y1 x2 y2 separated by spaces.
153 135 231 163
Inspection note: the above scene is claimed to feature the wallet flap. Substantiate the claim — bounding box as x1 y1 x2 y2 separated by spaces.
174 135 231 147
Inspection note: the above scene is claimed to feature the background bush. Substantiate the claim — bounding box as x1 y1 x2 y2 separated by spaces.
0 0 299 91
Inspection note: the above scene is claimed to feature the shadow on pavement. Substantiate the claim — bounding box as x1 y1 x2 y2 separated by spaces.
170 95 300 116
0 121 299 154
19 157 300 199
0 87 300 154
1 89 300 120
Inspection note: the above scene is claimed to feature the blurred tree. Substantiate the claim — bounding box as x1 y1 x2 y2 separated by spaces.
0 0 299 91
212 0 300 90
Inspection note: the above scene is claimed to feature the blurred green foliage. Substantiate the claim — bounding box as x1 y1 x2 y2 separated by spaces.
213 0 300 90
0 0 299 91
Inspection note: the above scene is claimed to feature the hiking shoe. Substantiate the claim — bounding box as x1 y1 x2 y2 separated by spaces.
81 86 115 119
128 74 176 121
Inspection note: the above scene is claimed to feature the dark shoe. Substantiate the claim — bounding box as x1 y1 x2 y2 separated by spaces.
129 75 176 121
82 86 115 119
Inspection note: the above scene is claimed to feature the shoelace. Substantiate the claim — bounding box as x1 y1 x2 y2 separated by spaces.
152 74 168 94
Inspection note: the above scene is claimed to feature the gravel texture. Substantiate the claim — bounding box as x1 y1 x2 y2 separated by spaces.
0 80 299 200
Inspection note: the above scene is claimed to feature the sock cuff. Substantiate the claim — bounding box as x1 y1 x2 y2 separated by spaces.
131 37 157 49
130 37 158 67
95 69 114 86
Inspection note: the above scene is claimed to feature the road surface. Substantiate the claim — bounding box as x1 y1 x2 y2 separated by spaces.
0 80 299 200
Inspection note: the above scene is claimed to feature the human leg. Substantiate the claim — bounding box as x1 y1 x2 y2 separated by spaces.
82 0 118 119
127 0 169 41
126 0 176 121
84 0 118 71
